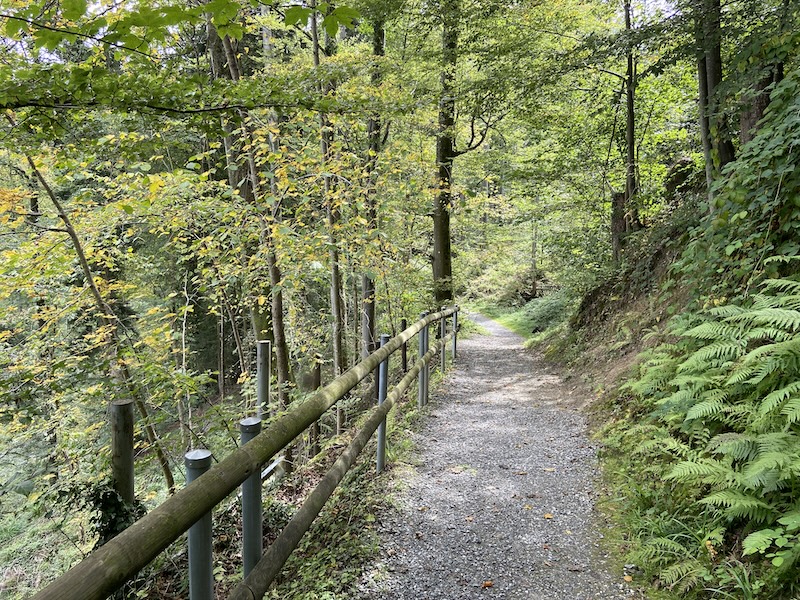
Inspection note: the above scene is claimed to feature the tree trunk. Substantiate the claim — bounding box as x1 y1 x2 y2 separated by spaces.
624 0 639 228
361 19 385 404
701 0 735 171
695 6 714 200
311 7 347 433
433 0 459 305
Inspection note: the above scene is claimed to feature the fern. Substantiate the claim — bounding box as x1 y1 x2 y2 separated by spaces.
679 341 745 372
707 433 757 461
666 459 728 484
781 397 800 423
758 382 800 414
686 397 726 421
659 559 705 591
731 308 800 332
698 489 774 522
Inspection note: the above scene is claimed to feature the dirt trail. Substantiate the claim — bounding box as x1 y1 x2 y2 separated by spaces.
359 313 634 599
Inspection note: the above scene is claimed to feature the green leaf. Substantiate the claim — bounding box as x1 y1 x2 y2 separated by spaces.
62 0 87 21
285 6 312 27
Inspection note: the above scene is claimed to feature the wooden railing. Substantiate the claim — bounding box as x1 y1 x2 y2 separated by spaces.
31 306 459 600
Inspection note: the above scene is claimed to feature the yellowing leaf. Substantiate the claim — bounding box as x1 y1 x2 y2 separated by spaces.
544 513 554 519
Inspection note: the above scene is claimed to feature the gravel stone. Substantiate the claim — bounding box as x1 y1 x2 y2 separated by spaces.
358 314 637 600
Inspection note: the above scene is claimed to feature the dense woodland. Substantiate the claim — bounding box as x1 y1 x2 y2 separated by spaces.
0 0 799 597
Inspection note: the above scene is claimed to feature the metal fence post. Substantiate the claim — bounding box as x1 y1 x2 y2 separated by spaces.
240 417 262 577
256 340 271 419
111 400 134 506
423 314 430 405
440 307 447 373
418 312 427 407
185 449 213 600
452 306 458 359
400 318 408 373
376 333 390 473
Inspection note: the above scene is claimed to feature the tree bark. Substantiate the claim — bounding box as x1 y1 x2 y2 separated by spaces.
433 0 459 305
361 19 385 405
311 6 347 433
701 0 735 171
624 0 639 228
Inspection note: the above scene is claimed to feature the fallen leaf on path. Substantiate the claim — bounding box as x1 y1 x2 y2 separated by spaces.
564 530 572 535
544 513 554 519
465 515 474 522
523 504 533 510
543 468 556 472
623 575 633 582
514 471 528 476
482 580 493 589
418 506 429 512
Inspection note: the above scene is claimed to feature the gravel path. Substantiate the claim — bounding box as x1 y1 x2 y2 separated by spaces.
359 314 634 600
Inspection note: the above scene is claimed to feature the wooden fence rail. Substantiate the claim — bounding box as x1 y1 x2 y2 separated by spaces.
31 306 458 600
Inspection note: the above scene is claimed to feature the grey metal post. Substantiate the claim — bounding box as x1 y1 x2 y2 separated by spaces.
111 400 134 506
440 307 447 373
376 333 390 473
423 315 430 405
452 307 458 359
418 312 427 408
185 449 213 600
400 318 408 373
240 417 262 577
256 340 271 419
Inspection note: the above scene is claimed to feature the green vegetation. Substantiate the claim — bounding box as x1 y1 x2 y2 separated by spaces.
0 0 798 597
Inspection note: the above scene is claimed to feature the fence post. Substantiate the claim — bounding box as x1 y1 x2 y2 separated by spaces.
440 307 447 373
185 449 213 600
111 400 134 506
376 333 390 473
452 306 458 359
240 418 262 577
256 340 271 419
309 357 322 457
400 318 408 373
418 312 428 408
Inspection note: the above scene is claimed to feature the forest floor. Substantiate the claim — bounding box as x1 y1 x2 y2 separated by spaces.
357 313 641 600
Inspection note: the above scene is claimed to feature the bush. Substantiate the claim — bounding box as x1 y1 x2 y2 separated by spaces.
522 290 574 332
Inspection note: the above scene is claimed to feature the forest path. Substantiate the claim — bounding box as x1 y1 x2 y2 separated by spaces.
358 313 634 599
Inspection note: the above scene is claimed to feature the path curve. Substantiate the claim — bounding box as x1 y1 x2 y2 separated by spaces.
359 314 633 599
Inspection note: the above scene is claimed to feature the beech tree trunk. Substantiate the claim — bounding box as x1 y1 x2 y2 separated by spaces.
433 0 459 305
311 7 347 433
361 19 385 404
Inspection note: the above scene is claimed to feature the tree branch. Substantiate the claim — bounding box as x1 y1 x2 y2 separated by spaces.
0 14 154 59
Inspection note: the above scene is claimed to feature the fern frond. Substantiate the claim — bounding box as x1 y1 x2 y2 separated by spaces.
731 308 800 332
659 559 704 591
742 327 794 343
666 459 727 483
760 278 800 294
760 277 800 292
678 341 745 372
686 398 726 421
708 304 747 318
781 397 800 423
742 528 781 555
700 489 775 522
758 382 800 414
742 452 789 489
708 433 757 461
684 321 741 340
727 363 758 385
636 436 694 458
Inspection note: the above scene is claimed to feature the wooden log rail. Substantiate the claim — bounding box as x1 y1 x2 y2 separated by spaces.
31 306 459 600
